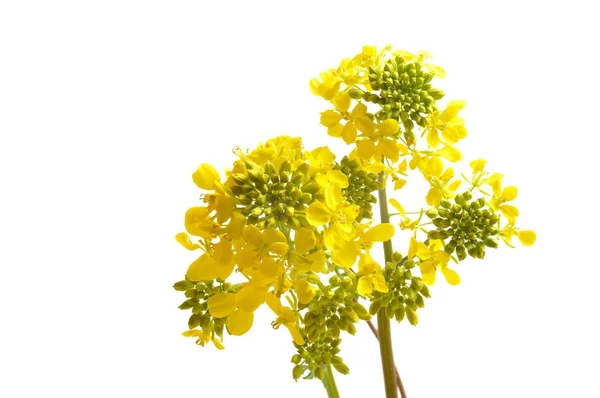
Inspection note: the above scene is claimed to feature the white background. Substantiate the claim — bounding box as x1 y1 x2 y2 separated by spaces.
1 1 598 397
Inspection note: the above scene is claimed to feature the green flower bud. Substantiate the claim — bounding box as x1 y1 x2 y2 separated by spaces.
394 306 406 322
173 280 195 292
406 308 419 326
293 364 305 380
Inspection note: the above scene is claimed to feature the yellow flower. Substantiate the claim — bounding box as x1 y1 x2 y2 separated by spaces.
418 156 461 207
500 222 536 247
266 293 305 345
486 173 519 222
182 329 224 350
425 100 467 149
192 163 220 190
414 238 460 285
310 70 342 100
356 253 388 296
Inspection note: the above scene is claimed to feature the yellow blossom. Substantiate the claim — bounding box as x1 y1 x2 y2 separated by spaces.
266 293 305 345
356 253 388 296
415 239 460 285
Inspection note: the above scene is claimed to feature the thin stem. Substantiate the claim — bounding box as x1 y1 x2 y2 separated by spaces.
321 364 341 398
377 171 400 398
368 321 407 398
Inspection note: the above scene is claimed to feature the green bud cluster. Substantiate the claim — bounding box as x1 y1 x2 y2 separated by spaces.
369 253 430 326
229 160 320 229
291 335 347 380
301 275 370 342
425 191 500 260
173 279 237 337
334 156 379 222
364 56 444 144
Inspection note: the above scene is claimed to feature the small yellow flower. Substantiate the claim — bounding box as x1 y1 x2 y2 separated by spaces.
182 329 224 350
310 70 342 100
356 253 389 296
266 293 305 345
425 100 467 149
414 238 460 285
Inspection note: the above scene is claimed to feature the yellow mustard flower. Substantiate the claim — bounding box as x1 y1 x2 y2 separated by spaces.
418 156 462 207
410 236 460 285
310 70 342 100
182 328 224 350
356 252 389 296
266 293 305 345
486 173 519 222
425 100 467 149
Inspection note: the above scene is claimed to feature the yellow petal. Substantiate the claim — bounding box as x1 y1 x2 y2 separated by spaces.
332 241 360 268
214 196 234 223
192 163 220 190
264 228 287 245
327 123 344 138
363 223 395 242
213 240 233 266
269 242 289 256
518 230 536 246
295 228 316 253
212 338 225 350
426 128 441 148
365 161 385 173
350 102 367 118
226 309 254 336
440 100 465 123
307 250 326 273
236 285 267 312
356 140 376 160
226 212 246 239
426 187 442 207
389 198 406 216
186 253 219 281
470 159 487 174
408 236 418 259
437 145 462 162
244 225 265 248
441 267 460 285
325 183 343 209
185 207 213 237
320 110 343 127
394 179 406 190
207 292 236 318
500 205 519 220
259 256 284 279
329 170 349 188
429 157 444 177
306 202 332 226
419 261 436 285
427 64 446 78
357 275 374 296
378 138 399 162
416 242 431 260
333 92 351 112
355 116 376 136
175 232 200 250
342 122 357 144
293 279 316 304
378 119 400 136
502 186 518 201
372 274 389 293
285 324 305 345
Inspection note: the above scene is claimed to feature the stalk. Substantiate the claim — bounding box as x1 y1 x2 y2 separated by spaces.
377 171 400 398
321 364 341 398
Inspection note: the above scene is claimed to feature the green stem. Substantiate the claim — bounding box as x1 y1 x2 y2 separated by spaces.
377 171 400 398
321 364 340 398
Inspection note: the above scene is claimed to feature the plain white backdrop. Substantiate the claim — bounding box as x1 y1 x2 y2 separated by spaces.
1 1 598 397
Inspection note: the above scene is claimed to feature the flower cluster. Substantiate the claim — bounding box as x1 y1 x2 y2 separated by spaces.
174 45 536 384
